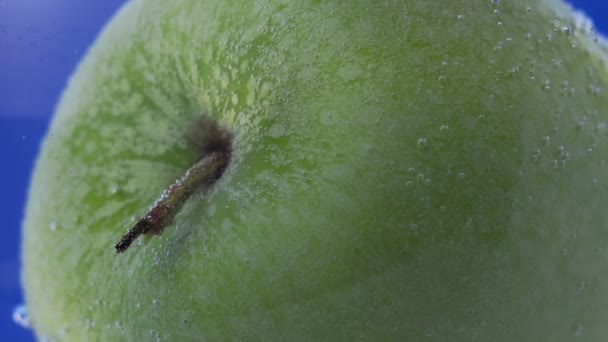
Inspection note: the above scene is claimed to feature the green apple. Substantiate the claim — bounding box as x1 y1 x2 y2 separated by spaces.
22 0 608 340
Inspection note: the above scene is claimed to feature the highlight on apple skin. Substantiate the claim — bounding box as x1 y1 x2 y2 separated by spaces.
21 0 608 340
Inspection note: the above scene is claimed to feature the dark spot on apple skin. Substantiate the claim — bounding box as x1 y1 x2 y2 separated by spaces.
114 116 233 253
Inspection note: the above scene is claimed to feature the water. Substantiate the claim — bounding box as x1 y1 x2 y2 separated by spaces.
1 2 128 340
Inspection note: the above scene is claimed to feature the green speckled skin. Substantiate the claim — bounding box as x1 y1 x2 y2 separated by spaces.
22 0 608 340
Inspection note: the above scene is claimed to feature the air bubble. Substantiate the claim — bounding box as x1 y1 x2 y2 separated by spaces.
542 136 551 145
152 299 159 305
440 125 449 132
493 9 500 16
417 137 428 148
110 185 118 195
457 14 464 20
424 179 432 186
49 220 57 231
12 304 30 329
406 181 413 187
572 323 583 337
556 145 567 158
458 172 465 179
563 26 572 35
439 205 447 212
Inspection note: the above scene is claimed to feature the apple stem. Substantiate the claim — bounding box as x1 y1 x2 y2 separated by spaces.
115 149 230 253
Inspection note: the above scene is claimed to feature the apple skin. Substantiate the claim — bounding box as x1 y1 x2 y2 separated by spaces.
21 0 608 340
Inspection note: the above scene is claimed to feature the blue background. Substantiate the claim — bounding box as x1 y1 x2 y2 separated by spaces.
0 0 606 340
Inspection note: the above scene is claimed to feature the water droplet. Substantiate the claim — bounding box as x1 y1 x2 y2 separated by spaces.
572 323 583 337
526 7 532 13
497 21 503 27
110 185 118 195
493 9 500 16
410 223 418 230
136 303 142 309
439 205 447 212
408 167 416 173
424 179 432 186
563 26 572 35
478 114 486 121
439 125 449 132
458 172 466 179
49 220 57 231
12 304 30 329
417 174 425 181
556 145 568 159
542 136 551 145
406 181 413 187
152 299 159 305
438 75 447 82
592 179 598 186
457 14 464 20
417 138 428 148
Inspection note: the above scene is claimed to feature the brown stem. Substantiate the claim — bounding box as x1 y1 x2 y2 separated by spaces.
115 150 230 253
